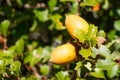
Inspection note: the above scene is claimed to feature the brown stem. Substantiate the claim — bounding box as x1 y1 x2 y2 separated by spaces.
3 38 7 50
17 76 21 80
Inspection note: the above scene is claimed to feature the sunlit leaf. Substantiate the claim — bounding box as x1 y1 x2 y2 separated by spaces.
90 68 105 79
60 0 75 2
40 46 51 63
79 47 91 59
75 61 82 78
111 51 120 60
33 9 48 22
97 30 106 37
30 47 43 66
84 62 92 71
107 64 119 78
0 60 5 74
74 29 86 42
96 58 116 70
80 0 99 6
91 45 111 58
40 65 49 75
87 24 98 40
102 0 109 10
0 20 10 37
15 39 24 55
55 71 70 80
48 0 57 13
55 20 65 30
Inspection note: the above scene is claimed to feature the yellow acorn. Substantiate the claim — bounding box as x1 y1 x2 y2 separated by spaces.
50 43 76 64
65 15 89 38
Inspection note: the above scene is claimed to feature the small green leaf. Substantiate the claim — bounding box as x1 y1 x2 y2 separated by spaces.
107 64 119 78
75 61 82 78
79 47 91 59
102 0 109 10
114 20 120 31
40 46 51 63
33 9 48 22
71 1 78 14
10 61 21 76
40 65 49 75
0 20 10 37
30 47 43 66
107 30 117 40
30 19 37 32
0 60 5 74
90 68 105 79
80 0 99 6
96 59 116 70
74 29 86 42
55 71 70 80
111 51 120 60
15 39 24 55
97 30 106 37
84 62 92 71
60 0 74 2
87 24 98 40
92 45 111 58
48 0 57 13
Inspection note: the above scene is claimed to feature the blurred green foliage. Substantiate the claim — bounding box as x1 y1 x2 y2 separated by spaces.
0 0 120 80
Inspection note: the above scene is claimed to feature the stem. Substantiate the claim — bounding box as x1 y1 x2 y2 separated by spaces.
3 38 8 50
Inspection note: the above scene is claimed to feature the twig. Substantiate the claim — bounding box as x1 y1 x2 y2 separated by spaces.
46 61 53 79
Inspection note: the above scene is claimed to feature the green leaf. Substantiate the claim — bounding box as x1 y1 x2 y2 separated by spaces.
111 51 120 60
97 30 106 37
30 47 43 66
15 39 24 55
75 61 82 78
40 65 49 75
50 14 62 22
33 9 48 22
91 45 111 58
40 46 51 63
87 24 98 40
60 0 75 2
107 30 117 40
96 58 116 70
79 47 91 59
107 64 119 78
55 71 70 80
71 1 78 14
0 20 10 37
0 60 5 74
80 0 99 6
84 62 92 71
86 24 98 46
102 0 109 10
114 19 120 31
30 19 37 32
48 0 57 13
90 68 105 79
74 29 86 42
16 0 23 6
10 61 21 76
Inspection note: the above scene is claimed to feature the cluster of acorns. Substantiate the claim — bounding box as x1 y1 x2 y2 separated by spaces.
50 15 89 64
